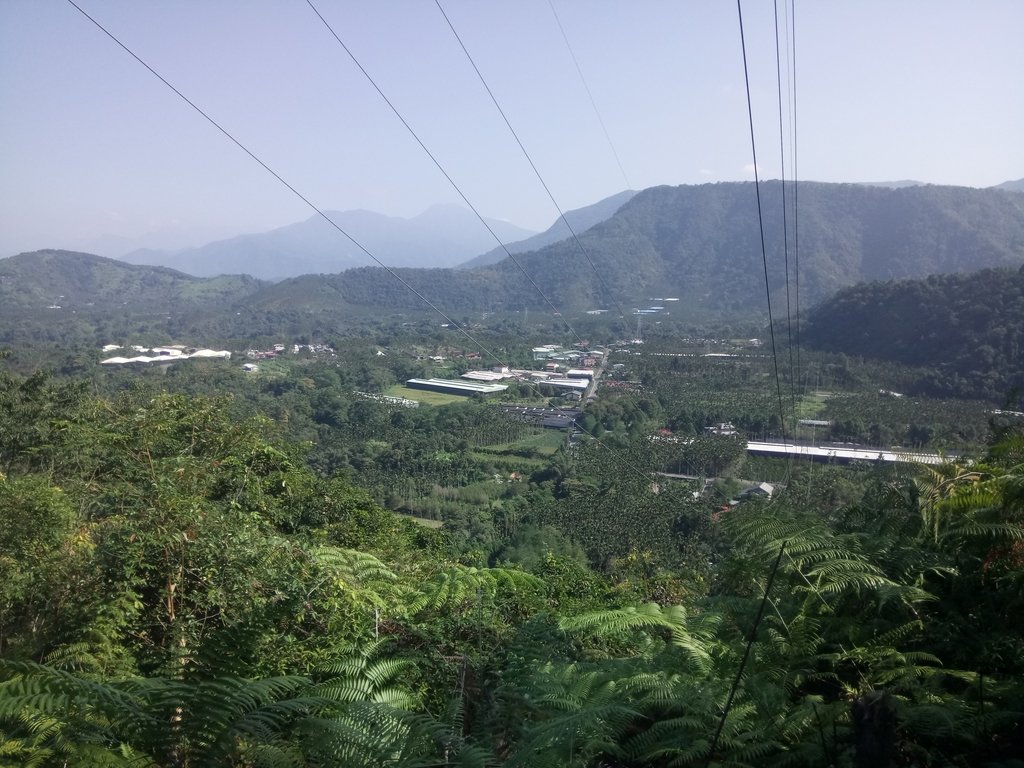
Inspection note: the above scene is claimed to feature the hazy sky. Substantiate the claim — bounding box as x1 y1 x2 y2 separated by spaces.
2 1 1022 257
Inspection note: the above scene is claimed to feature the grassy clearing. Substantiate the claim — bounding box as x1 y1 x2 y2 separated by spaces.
476 430 566 456
403 514 444 529
468 451 547 470
471 429 566 469
247 358 290 379
504 430 567 455
386 384 466 406
794 391 831 419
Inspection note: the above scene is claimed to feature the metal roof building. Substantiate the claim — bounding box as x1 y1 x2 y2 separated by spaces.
406 378 508 395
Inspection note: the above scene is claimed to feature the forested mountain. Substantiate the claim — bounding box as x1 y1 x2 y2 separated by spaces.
458 189 637 268
801 265 1024 402
247 182 1024 321
994 178 1024 193
121 204 535 279
0 249 265 313
9 183 1024 329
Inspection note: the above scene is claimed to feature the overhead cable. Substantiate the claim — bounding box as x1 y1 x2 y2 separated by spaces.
66 0 657 484
774 0 797 413
304 0 589 345
433 0 630 322
64 0 508 368
737 0 789 446
546 0 631 191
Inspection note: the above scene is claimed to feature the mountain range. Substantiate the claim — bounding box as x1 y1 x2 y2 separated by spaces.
4 181 1024 328
120 205 536 280
245 181 1024 321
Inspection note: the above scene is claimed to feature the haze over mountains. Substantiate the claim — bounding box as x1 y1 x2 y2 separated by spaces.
119 205 536 280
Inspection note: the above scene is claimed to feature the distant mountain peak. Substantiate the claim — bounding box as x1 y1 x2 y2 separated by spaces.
459 189 637 268
118 205 536 280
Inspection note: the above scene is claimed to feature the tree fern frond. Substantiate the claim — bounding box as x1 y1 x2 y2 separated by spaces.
312 546 396 582
411 564 544 617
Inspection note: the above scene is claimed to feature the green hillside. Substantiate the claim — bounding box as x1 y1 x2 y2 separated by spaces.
246 182 1024 322
801 265 1024 402
0 249 266 313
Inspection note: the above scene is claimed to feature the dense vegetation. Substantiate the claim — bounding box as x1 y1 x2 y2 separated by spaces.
2 325 1023 765
2 188 1024 764
802 266 1024 403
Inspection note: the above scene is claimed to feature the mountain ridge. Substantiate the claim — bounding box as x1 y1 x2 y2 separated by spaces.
0 249 266 313
458 189 638 268
244 181 1024 321
802 265 1024 402
7 182 1024 328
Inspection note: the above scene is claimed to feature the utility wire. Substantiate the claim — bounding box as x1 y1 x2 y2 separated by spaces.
65 0 657 485
63 0 513 368
304 0 589 346
790 1 802 397
303 0 663 481
779 0 809 497
737 0 789 446
433 0 630 322
773 0 799 485
434 0 692 462
546 0 631 191
774 0 797 413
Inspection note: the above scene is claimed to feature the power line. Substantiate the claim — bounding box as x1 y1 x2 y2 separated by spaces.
64 0 657 486
432 0 700 466
433 0 630 322
736 0 789 446
773 0 797 413
303 0 589 345
546 0 631 192
64 0 506 369
303 0 663 482
790 1 802 397
706 541 787 767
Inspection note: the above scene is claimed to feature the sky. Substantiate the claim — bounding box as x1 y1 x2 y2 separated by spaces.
1 1 1022 258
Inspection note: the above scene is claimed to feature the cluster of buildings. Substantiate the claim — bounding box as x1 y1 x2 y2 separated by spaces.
634 297 679 315
406 378 510 396
531 344 603 368
245 343 287 361
99 345 231 366
356 391 419 408
405 373 592 401
408 344 606 399
241 342 336 373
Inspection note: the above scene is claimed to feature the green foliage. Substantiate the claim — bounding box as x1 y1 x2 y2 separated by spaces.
803 266 1024 402
2 356 1023 765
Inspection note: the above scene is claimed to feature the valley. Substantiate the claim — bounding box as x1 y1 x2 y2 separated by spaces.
2 180 1023 767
